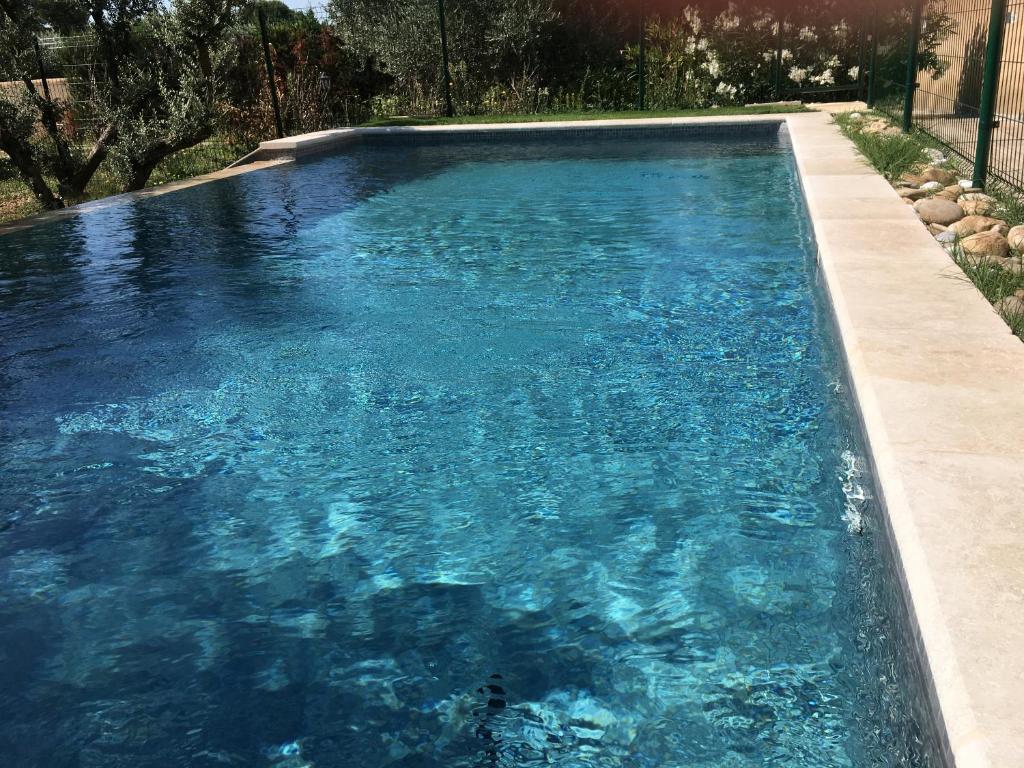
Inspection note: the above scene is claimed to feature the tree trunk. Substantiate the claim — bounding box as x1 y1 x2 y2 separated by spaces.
22 78 76 183
66 123 118 199
123 127 213 192
0 126 63 209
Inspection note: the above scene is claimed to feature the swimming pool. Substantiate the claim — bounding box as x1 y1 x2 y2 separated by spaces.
0 127 937 767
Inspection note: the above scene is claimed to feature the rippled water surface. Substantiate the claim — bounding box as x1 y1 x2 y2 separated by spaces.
1 132 935 767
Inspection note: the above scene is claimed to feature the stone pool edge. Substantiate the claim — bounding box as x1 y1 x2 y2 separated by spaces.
786 111 1024 768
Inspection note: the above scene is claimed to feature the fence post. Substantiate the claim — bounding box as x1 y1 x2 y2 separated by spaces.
974 0 1008 188
32 38 53 102
637 0 646 110
772 17 784 101
855 20 867 101
257 7 284 139
902 0 923 132
437 0 454 118
867 4 879 108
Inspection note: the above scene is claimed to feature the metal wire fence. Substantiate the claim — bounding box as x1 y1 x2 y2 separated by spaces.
874 0 1024 192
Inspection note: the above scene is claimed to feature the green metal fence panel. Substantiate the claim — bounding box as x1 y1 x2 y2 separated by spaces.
872 3 914 122
910 0 991 167
983 0 1024 188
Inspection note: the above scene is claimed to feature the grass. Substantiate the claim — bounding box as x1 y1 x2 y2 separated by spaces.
361 103 809 127
834 113 927 182
951 250 1024 336
836 110 1024 339
0 176 42 223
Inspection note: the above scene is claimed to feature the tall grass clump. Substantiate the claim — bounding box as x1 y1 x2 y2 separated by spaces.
950 249 1024 336
835 114 927 182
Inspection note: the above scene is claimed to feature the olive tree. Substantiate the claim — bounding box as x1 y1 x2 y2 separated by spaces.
0 0 119 207
0 0 239 208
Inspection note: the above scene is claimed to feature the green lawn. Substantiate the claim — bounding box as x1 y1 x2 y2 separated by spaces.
0 176 42 224
361 104 809 127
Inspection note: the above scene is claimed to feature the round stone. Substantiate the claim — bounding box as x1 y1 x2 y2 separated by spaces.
961 231 1010 259
897 187 929 200
949 215 1008 237
996 292 1024 316
1008 225 1024 251
959 193 997 216
914 198 965 226
921 167 958 185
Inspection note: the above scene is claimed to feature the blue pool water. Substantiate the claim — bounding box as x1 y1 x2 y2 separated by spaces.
1 130 936 767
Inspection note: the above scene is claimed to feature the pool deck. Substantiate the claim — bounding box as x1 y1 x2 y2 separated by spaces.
3 111 1022 768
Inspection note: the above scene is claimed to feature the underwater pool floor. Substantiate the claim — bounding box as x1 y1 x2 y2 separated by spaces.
0 134 933 767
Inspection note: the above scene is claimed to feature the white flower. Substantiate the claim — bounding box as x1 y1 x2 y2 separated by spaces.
716 11 740 31
704 52 721 77
810 68 835 86
848 65 860 80
715 82 738 98
798 26 817 42
763 50 775 63
697 37 709 51
683 7 703 34
781 49 793 62
825 55 840 68
788 66 807 84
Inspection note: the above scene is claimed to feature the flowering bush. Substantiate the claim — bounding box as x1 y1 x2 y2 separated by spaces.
625 4 868 110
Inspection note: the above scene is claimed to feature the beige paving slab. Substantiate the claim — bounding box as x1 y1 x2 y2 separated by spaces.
800 172 897 200
787 110 1024 768
810 196 922 221
886 447 1024 764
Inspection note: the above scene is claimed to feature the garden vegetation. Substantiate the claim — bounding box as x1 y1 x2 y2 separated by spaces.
0 0 911 220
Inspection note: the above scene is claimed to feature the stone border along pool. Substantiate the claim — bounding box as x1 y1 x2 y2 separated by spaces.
3 112 1022 768
852 113 1024 320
